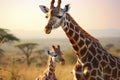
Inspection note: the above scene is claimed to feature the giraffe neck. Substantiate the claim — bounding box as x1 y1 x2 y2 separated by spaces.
61 13 103 60
46 57 56 75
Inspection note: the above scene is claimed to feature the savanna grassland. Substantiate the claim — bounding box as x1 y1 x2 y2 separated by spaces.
0 38 120 80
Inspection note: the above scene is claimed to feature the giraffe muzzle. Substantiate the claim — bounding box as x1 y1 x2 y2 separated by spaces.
60 59 65 65
44 28 52 34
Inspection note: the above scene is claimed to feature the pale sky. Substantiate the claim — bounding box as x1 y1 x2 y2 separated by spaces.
0 0 120 39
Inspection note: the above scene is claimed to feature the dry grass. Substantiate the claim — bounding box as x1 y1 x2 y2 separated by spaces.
0 64 74 80
25 65 73 80
0 52 74 80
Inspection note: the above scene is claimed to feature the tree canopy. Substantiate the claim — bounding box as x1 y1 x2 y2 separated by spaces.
0 28 19 55
15 42 38 54
0 28 19 44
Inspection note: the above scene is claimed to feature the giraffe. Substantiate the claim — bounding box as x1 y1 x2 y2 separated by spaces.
35 45 65 80
39 0 120 80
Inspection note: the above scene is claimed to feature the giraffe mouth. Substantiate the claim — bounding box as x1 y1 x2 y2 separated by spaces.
44 28 51 34
60 60 65 65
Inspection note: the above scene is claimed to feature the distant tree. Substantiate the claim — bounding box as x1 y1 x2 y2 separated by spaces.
105 43 114 50
15 42 38 66
0 28 19 55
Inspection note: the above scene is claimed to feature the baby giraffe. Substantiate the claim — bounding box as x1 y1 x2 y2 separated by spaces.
36 45 65 80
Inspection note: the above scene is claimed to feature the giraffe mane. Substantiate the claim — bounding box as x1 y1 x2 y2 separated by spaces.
66 13 99 42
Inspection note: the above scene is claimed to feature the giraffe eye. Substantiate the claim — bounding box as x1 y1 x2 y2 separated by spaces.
57 15 62 18
54 55 57 57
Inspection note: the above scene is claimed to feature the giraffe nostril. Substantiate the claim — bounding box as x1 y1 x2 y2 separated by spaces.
61 59 65 62
46 26 52 29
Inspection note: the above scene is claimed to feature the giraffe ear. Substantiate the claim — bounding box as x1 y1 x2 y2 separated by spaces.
57 45 60 49
39 5 49 13
45 50 51 56
45 50 52 56
64 4 70 12
52 45 56 49
45 50 57 57
47 50 51 55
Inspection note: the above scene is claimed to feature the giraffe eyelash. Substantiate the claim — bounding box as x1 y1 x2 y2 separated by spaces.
56 15 63 18
54 55 57 57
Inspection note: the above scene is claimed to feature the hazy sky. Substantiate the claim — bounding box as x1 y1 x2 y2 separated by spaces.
0 0 120 39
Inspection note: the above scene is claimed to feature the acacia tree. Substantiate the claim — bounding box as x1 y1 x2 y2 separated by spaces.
0 28 19 55
15 42 38 66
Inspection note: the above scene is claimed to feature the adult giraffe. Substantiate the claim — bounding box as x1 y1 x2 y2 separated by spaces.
39 0 120 80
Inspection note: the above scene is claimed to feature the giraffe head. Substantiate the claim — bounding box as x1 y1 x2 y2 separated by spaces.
47 45 65 65
39 0 70 34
